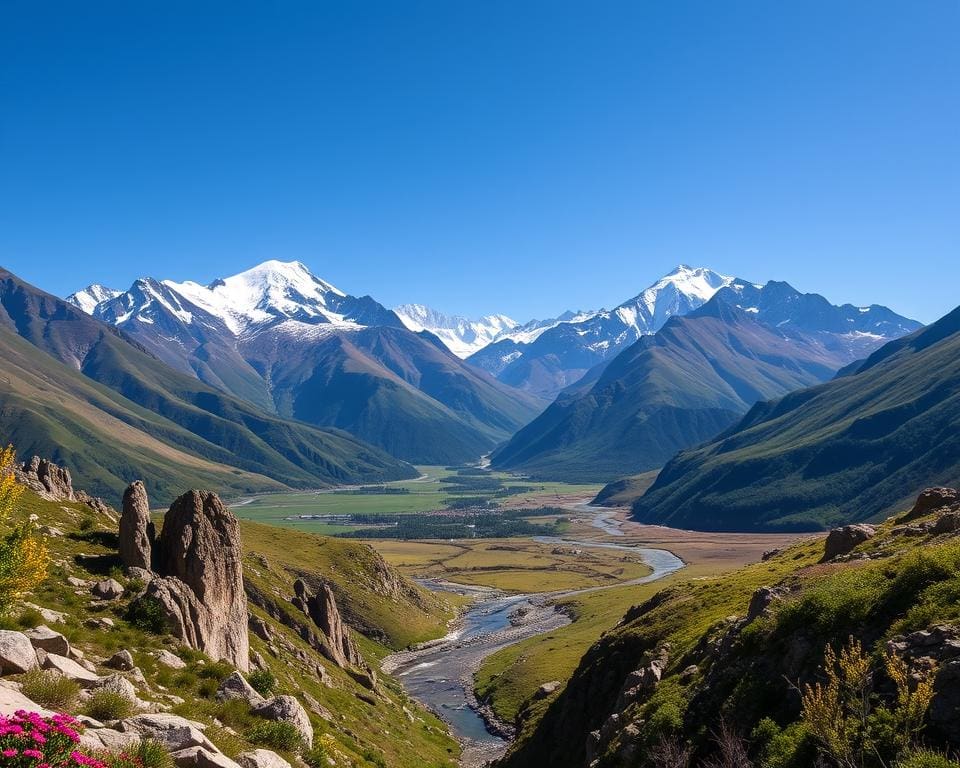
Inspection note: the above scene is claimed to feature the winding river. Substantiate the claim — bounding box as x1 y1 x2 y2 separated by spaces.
383 514 685 767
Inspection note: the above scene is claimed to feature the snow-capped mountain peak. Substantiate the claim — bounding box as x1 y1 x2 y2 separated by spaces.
65 284 121 315
394 303 519 358
632 265 735 325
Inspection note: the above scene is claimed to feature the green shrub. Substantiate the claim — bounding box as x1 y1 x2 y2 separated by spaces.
15 605 44 628
133 739 176 768
895 750 960 768
248 669 277 696
197 678 219 698
78 513 96 532
302 744 329 768
753 719 817 768
197 659 234 681
20 667 81 710
85 688 135 720
213 698 256 730
246 720 303 752
125 595 169 634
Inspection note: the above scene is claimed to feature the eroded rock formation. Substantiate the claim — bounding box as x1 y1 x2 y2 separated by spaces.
119 480 154 570
15 456 74 501
291 578 362 669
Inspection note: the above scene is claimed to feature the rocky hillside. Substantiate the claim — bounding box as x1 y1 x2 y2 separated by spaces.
0 456 462 768
496 488 960 768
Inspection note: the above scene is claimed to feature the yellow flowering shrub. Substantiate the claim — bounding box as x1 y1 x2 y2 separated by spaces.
0 445 49 611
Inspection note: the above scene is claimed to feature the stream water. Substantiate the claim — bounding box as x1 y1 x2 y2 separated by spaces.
384 515 686 766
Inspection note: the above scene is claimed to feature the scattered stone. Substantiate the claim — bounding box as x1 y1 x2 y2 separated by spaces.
85 617 115 630
148 491 248 671
746 585 789 623
680 664 699 683
171 747 241 768
614 646 669 712
932 511 960 535
41 652 101 684
252 695 313 748
0 630 39 674
216 672 266 707
68 576 89 588
93 674 144 709
22 602 67 625
156 649 187 669
106 650 135 671
79 728 141 752
760 548 782 561
249 615 272 642
301 692 334 722
236 750 293 768
533 681 561 700
39 526 64 537
92 578 125 600
822 524 876 561
120 481 155 570
355 691 377 706
25 625 71 656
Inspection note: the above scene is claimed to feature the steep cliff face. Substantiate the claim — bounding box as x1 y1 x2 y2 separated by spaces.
499 491 960 768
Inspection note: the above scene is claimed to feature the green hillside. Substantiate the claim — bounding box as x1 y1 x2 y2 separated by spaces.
633 304 960 531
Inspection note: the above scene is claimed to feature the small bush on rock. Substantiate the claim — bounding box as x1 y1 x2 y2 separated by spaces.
246 720 303 752
124 596 168 634
20 668 81 710
85 689 134 721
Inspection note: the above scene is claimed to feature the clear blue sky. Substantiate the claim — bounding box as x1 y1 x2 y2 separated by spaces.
1 1 957 323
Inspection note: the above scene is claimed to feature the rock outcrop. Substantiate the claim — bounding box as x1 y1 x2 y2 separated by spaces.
291 578 361 669
0 630 39 674
120 480 154 570
251 695 313 748
15 456 75 501
144 490 249 671
822 523 876 561
900 487 960 522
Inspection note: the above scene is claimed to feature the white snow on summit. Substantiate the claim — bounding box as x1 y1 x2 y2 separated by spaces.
395 304 519 358
66 284 122 315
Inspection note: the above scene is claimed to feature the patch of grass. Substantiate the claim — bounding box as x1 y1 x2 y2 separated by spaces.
85 689 135 720
125 595 169 634
20 668 81 710
131 740 175 768
246 720 303 752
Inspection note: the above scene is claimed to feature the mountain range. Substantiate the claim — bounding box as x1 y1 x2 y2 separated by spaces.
491 280 921 481
630 301 960 530
0 267 415 503
68 260 544 465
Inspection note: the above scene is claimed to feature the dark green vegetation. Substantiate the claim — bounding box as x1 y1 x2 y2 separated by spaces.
337 506 567 540
634 303 960 531
0 268 415 504
493 298 856 482
9 480 461 767
499 502 960 768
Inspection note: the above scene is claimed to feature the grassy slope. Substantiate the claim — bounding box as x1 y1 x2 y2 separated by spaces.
492 302 845 483
592 469 660 507
634 304 960 531
8 487 462 768
500 506 960 768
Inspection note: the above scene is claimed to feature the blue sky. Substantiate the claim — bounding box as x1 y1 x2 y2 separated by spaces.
1 1 957 323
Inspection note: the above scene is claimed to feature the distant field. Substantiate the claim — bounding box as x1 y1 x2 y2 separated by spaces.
229 464 604 534
373 538 652 593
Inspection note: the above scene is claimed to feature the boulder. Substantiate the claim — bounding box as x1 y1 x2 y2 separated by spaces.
901 487 960 522
106 650 135 671
932 511 960 535
236 750 293 768
216 672 266 707
533 681 561 700
41 652 100 683
118 713 216 752
746 585 789 623
92 674 145 709
149 491 248 671
119 480 155 570
0 684 52 716
292 578 361 669
92 578 125 600
25 625 71 656
155 649 187 669
79 728 141 752
822 524 876 561
171 747 241 768
252 695 313 748
22 602 67 625
0 630 39 674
